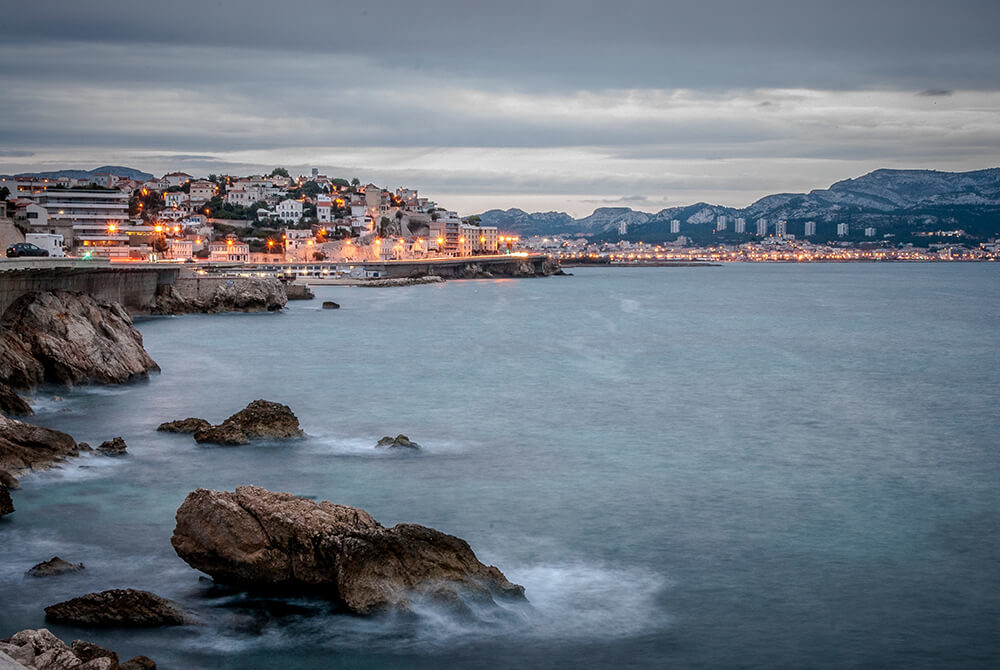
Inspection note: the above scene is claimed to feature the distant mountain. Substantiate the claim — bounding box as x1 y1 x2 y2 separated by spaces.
3 166 154 181
476 168 1000 241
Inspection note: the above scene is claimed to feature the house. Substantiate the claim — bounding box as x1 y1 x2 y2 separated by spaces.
164 191 189 208
209 239 250 262
277 199 304 224
189 180 216 203
162 172 193 188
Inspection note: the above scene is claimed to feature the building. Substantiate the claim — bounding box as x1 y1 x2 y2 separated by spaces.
164 191 189 208
837 223 849 236
756 218 768 236
734 217 746 233
670 219 680 234
162 172 193 188
618 221 628 236
775 220 787 238
716 215 728 231
277 199 304 224
17 188 131 248
864 227 876 237
804 221 816 236
209 240 249 262
167 238 194 259
189 181 216 203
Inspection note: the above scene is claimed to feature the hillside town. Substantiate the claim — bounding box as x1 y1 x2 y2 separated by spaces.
0 169 519 264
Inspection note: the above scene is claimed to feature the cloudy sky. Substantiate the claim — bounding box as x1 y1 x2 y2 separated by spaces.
2 0 998 216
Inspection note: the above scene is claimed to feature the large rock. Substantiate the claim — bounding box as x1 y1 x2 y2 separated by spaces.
0 291 159 390
44 589 188 627
0 383 32 416
156 418 211 434
0 416 82 477
171 486 525 614
27 557 86 578
1 628 156 669
151 278 287 315
191 400 304 446
96 437 128 457
0 483 12 518
376 434 421 450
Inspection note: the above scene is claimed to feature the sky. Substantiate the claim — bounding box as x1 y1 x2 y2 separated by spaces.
1 0 998 217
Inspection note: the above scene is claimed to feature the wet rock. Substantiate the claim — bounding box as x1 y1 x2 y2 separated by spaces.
171 486 525 614
3 629 67 656
156 418 211 434
71 640 119 667
121 656 157 670
27 557 86 577
0 383 32 417
44 589 188 627
0 483 12 517
0 416 81 479
321 301 340 309
2 628 155 670
376 434 421 450
96 437 128 457
0 291 159 390
0 470 18 490
151 278 286 314
192 400 304 446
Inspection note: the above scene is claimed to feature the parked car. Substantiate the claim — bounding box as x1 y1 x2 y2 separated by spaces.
6 242 50 258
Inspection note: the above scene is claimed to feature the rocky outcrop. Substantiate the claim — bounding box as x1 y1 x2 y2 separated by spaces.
1 628 156 669
96 437 127 457
186 400 304 446
0 416 82 478
151 278 286 315
321 301 340 309
376 434 421 450
26 557 85 578
0 483 12 518
0 292 159 391
44 589 188 627
361 276 445 288
156 418 211 434
0 383 32 417
171 486 525 614
0 470 18 490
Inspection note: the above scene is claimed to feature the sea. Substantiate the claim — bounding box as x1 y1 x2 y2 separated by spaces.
2 264 999 669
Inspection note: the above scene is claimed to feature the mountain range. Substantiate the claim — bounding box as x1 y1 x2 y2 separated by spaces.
476 168 1000 240
2 166 154 182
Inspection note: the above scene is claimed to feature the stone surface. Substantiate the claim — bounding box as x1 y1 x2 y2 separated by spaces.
71 640 118 667
1 629 155 670
192 400 304 446
0 383 32 417
321 301 340 309
375 434 421 450
0 416 82 477
27 557 86 578
96 437 128 457
0 470 19 489
152 278 287 314
0 291 159 391
156 418 211 434
0 643 33 668
0 483 12 517
120 656 156 670
44 589 188 627
171 486 525 614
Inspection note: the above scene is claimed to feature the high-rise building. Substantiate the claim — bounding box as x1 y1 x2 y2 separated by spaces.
804 221 816 236
716 215 728 231
670 219 680 234
734 217 746 233
865 227 876 237
756 218 768 236
776 220 788 237
837 223 849 236
618 221 628 236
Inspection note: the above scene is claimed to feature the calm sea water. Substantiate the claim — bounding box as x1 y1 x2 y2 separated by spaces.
2 264 999 669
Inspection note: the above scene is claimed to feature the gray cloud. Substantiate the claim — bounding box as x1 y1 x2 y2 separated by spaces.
918 89 954 97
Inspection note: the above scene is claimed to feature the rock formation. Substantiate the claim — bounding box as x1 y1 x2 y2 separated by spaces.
185 400 304 446
171 486 525 614
321 301 340 309
0 416 82 479
150 278 286 315
0 383 32 417
0 292 159 390
96 437 128 457
26 557 85 578
156 418 211 434
0 482 12 518
376 434 421 450
44 589 188 627
0 628 156 669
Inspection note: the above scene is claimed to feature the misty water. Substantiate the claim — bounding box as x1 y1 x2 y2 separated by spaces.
2 264 999 669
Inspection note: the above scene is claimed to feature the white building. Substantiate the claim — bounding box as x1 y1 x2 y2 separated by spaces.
189 181 216 203
670 219 680 234
716 215 728 231
756 219 768 236
277 199 304 224
168 238 194 259
775 220 787 238
164 191 189 208
865 227 876 237
734 217 746 233
162 172 193 188
804 221 816 236
837 223 849 236
209 240 249 262
618 221 628 236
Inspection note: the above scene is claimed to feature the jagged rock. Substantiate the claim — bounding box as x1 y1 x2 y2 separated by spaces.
3 629 67 656
77 442 93 452
121 656 156 670
0 383 32 416
71 640 118 667
0 416 81 477
96 437 128 457
171 486 525 614
150 278 287 315
0 483 12 517
192 400 304 446
361 276 445 287
1 629 155 670
376 434 421 450
0 470 18 490
156 418 211 434
321 301 340 309
27 557 86 577
44 589 188 627
0 291 159 390
0 643 34 667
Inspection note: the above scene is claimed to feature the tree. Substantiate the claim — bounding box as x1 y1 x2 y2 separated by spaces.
378 216 395 237
270 167 289 178
350 177 360 187
331 178 350 188
249 200 270 222
313 251 328 261
465 215 482 226
0 186 9 201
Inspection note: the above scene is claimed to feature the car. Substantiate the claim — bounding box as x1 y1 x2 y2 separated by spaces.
6 242 50 258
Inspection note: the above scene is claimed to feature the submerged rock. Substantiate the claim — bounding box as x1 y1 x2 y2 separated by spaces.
376 434 421 450
96 437 128 457
321 301 340 309
1 628 156 669
27 556 86 578
192 400 304 446
0 416 82 477
44 589 188 627
0 291 159 390
171 486 525 614
0 383 32 417
156 418 211 434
